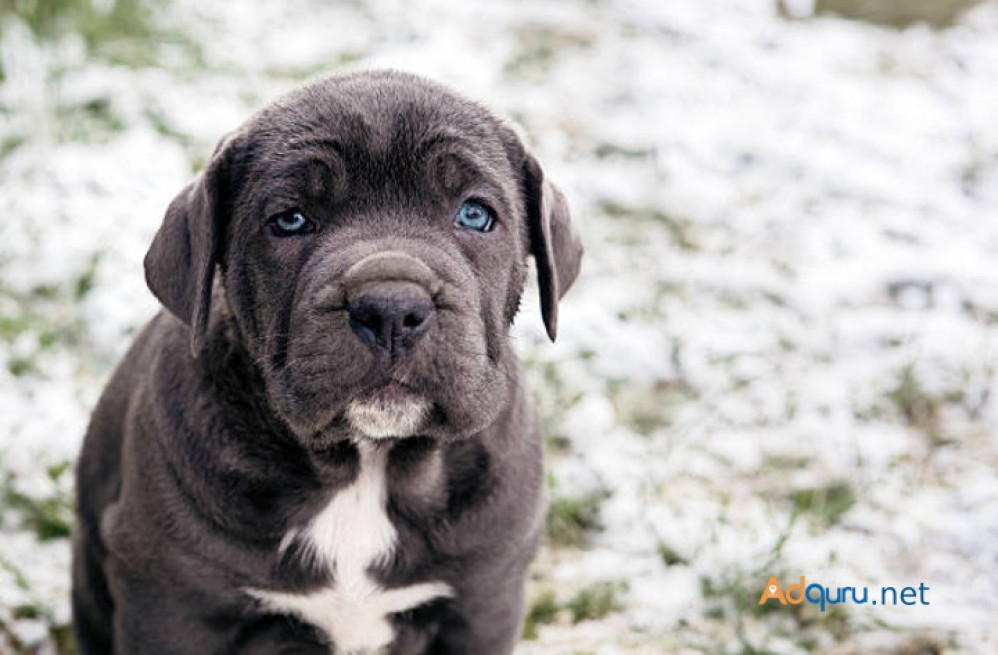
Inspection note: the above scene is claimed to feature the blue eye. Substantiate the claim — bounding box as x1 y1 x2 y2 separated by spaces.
455 200 494 232
270 209 314 236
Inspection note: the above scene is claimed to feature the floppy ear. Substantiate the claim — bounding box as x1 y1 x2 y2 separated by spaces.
144 138 233 356
523 154 583 341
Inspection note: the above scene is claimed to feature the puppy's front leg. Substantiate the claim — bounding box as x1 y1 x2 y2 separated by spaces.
430 557 531 655
105 572 233 655
71 530 115 655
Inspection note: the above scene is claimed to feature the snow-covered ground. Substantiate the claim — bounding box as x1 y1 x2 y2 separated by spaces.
2 0 997 652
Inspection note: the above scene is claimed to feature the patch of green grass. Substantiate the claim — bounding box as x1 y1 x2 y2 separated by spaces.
762 454 810 470
2 0 155 50
51 622 79 654
782 602 852 645
0 553 30 590
789 481 855 528
74 252 102 300
2 0 206 75
699 562 850 654
598 200 700 252
0 300 67 375
718 291 749 310
545 488 608 547
47 461 72 482
522 582 627 640
503 24 594 79
962 297 998 325
565 581 626 623
1 133 27 160
30 283 60 300
7 355 36 377
0 603 78 654
0 254 104 377
609 378 693 436
544 433 573 455
809 0 984 29
267 50 367 80
884 364 968 444
12 605 39 620
697 512 818 651
523 357 584 456
56 97 126 142
657 541 688 566
522 588 559 640
887 364 936 429
891 635 947 655
3 478 74 541
593 142 656 160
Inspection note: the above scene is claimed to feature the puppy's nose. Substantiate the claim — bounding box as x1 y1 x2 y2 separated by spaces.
348 282 435 356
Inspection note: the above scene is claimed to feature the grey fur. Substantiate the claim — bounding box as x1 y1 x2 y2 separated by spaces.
72 70 582 655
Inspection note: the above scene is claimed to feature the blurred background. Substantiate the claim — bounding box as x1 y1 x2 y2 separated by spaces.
1 0 997 653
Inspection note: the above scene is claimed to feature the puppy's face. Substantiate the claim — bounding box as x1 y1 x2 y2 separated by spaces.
144 72 582 446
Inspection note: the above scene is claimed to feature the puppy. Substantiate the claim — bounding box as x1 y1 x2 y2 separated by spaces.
71 70 582 655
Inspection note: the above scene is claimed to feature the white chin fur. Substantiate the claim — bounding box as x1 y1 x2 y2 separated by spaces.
346 393 431 439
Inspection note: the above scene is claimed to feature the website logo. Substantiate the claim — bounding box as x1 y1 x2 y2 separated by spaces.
759 575 930 612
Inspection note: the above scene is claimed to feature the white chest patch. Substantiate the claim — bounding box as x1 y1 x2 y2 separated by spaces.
248 442 452 654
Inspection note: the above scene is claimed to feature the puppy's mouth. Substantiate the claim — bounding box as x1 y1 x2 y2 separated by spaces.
344 382 431 440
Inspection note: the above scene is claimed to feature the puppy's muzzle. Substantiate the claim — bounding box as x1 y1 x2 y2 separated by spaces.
345 251 441 358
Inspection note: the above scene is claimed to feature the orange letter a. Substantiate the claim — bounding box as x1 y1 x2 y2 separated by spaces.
759 575 787 605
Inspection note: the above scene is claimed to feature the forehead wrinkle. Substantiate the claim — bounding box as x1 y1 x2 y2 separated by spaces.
277 136 346 179
243 142 350 216
284 135 343 154
413 128 511 187
241 92 517 215
250 158 318 198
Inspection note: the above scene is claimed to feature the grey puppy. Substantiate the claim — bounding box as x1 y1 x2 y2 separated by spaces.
71 71 582 655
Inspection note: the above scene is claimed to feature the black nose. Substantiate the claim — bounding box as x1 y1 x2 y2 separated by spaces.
348 282 435 356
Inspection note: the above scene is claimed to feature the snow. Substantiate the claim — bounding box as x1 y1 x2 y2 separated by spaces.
2 0 998 652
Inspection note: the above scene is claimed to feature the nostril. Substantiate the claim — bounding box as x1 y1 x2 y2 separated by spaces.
349 304 382 334
402 312 425 329
357 310 382 332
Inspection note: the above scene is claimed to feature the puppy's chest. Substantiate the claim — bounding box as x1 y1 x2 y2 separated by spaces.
248 442 451 654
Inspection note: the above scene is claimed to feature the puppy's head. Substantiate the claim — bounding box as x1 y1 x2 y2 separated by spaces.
144 71 582 444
